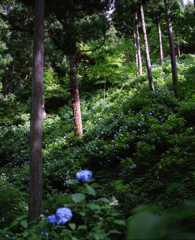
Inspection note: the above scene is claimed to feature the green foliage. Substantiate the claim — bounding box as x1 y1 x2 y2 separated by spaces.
126 201 195 239
0 25 195 240
0 180 125 240
0 173 28 229
43 69 71 113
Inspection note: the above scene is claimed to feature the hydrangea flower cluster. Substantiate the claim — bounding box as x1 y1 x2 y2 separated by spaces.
47 207 73 225
76 170 92 182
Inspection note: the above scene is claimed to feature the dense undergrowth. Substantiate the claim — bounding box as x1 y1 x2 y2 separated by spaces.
0 55 195 239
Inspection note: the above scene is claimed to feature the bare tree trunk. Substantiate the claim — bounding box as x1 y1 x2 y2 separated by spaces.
29 0 44 222
177 32 180 57
135 12 142 75
164 0 178 96
157 15 164 65
70 50 83 137
140 2 154 91
133 27 138 68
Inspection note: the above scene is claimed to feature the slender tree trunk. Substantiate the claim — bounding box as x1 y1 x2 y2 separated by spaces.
70 50 83 137
177 32 180 57
140 2 154 91
157 15 164 65
135 12 142 75
133 27 138 68
164 0 178 96
29 0 44 222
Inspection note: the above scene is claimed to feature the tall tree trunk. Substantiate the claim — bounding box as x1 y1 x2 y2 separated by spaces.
133 27 138 68
164 0 178 96
135 12 142 75
70 50 83 137
29 0 44 222
157 15 164 65
177 32 180 57
140 2 154 91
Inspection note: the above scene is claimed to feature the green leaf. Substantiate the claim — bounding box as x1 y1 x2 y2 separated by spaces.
85 183 96 196
86 203 100 211
21 220 28 229
72 237 78 240
107 229 121 235
72 193 86 203
113 219 126 225
94 232 107 240
22 231 29 237
60 229 72 238
66 179 79 185
126 212 168 240
98 198 110 203
78 211 86 217
77 225 87 230
10 220 19 228
68 223 76 231
110 212 119 217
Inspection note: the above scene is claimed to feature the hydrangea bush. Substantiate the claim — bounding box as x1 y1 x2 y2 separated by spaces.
0 171 126 239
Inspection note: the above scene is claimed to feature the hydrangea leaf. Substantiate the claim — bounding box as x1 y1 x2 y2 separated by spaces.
68 223 76 231
10 220 19 228
98 198 110 203
72 193 86 203
77 225 87 230
85 183 96 196
78 211 86 217
21 220 28 229
108 229 121 235
113 219 126 225
94 232 107 240
66 179 79 185
86 203 100 211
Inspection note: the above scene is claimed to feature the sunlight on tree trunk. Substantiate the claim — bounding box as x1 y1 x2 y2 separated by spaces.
157 15 164 65
164 0 178 96
133 27 138 68
135 12 142 76
29 0 44 222
177 32 181 57
70 52 83 137
140 2 154 91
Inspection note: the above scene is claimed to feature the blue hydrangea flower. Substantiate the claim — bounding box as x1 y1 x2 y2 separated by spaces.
47 215 56 224
129 165 133 170
55 207 73 225
76 170 92 182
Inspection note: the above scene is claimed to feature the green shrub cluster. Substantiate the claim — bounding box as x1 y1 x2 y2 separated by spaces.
0 55 195 238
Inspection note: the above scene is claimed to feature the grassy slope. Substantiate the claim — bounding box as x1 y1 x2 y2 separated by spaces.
0 55 195 229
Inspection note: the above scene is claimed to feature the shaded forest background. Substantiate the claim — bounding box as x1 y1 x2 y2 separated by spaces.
0 0 195 239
